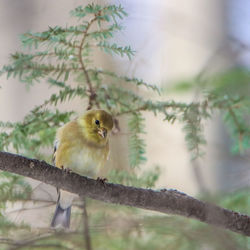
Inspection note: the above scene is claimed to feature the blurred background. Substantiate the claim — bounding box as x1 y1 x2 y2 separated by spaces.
0 0 249 249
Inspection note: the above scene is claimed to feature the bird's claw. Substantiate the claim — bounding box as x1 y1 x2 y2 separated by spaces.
160 188 167 192
61 166 72 174
97 177 108 184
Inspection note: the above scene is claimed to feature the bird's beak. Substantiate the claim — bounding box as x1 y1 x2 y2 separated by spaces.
98 128 107 138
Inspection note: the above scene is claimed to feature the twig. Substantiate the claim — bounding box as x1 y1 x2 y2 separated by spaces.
5 232 79 250
0 152 250 237
228 107 243 133
24 33 79 49
82 198 92 250
228 106 244 154
78 17 99 110
229 36 250 51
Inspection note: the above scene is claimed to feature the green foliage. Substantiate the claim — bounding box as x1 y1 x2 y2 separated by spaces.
208 93 250 154
128 113 147 168
170 68 250 155
91 68 160 93
0 109 73 158
0 2 249 250
219 188 250 214
182 101 209 160
97 42 135 59
0 172 31 237
0 172 31 204
70 4 127 21
203 68 250 154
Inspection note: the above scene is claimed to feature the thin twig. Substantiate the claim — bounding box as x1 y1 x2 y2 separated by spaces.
82 198 92 250
228 107 243 133
78 16 99 110
24 33 79 49
228 106 244 154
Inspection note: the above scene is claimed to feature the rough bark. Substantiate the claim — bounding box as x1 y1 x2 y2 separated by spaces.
0 151 249 236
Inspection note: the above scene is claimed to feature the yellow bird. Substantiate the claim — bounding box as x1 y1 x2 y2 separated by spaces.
51 109 113 228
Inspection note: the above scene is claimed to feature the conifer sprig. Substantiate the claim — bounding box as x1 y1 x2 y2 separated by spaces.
88 68 160 93
128 113 147 168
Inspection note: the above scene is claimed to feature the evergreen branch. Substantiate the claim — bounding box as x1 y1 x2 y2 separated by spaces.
228 107 244 134
11 50 77 62
70 4 127 23
86 23 122 40
21 32 79 49
78 16 99 110
128 113 146 168
97 42 135 59
98 84 209 156
115 99 195 119
98 4 127 22
0 151 250 237
98 86 147 115
41 25 88 36
88 68 160 93
38 83 87 109
0 110 73 152
182 105 207 160
1 63 82 84
209 93 250 153
6 82 85 130
0 121 15 129
225 106 250 154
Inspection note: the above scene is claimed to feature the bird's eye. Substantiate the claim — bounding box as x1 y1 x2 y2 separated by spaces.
95 120 100 125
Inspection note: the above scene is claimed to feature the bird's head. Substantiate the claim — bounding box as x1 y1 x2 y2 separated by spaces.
78 109 113 145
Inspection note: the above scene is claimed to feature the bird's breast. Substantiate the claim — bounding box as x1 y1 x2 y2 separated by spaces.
66 144 107 178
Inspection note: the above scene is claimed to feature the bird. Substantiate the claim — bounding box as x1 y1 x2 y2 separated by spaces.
51 109 113 228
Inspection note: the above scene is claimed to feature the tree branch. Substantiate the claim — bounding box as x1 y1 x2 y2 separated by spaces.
78 16 99 110
0 151 249 237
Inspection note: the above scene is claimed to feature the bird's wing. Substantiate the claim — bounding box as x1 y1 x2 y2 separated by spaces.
52 139 60 165
52 138 61 197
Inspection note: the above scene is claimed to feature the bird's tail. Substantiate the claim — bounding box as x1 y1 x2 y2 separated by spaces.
51 203 71 228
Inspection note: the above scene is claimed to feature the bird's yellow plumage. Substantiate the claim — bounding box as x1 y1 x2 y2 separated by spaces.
51 109 113 228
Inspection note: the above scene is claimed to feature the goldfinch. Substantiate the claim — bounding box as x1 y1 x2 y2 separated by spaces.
51 109 113 228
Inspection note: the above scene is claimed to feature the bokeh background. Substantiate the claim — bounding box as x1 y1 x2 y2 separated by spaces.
0 0 249 247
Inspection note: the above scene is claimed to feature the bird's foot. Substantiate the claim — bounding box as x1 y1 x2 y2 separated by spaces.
61 166 72 174
160 188 167 192
97 177 108 184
